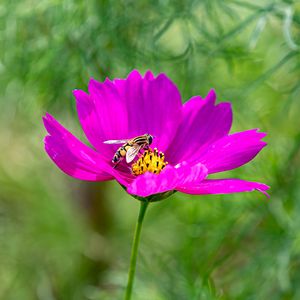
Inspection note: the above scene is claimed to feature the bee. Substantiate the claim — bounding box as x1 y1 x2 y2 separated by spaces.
103 134 153 166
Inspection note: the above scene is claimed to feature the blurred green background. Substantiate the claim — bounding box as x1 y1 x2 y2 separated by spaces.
1 0 300 299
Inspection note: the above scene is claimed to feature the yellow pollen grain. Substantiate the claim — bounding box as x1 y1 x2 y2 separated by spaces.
131 148 168 176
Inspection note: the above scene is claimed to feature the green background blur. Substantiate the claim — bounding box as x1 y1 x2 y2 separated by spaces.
1 1 300 299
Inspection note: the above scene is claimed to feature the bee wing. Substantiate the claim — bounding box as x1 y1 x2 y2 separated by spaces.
103 139 129 144
126 145 142 163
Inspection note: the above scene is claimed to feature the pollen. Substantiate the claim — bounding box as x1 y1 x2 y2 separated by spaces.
131 148 168 176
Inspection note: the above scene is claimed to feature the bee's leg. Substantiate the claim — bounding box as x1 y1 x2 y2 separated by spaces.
113 162 120 169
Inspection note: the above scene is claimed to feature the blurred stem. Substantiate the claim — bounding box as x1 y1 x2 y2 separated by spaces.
125 201 149 300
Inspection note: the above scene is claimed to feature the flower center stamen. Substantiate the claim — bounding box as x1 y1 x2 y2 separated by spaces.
131 148 168 176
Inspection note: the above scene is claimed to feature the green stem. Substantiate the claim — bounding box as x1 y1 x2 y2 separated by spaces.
124 201 149 300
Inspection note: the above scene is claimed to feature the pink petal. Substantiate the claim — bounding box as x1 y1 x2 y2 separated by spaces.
74 77 131 160
75 70 182 158
43 113 113 181
88 77 130 140
73 89 114 161
166 90 232 164
177 179 270 197
109 70 182 150
126 162 207 198
198 129 267 173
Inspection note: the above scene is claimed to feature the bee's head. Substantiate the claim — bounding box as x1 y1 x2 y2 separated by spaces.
147 134 153 145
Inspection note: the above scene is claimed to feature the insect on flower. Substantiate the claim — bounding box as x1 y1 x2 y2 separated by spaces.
103 134 153 166
43 70 270 200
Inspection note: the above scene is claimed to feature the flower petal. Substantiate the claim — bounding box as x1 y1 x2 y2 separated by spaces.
198 129 267 173
114 70 182 151
177 179 270 197
43 113 113 181
166 90 232 164
88 77 130 141
74 76 132 160
75 70 182 159
126 162 207 198
73 89 114 160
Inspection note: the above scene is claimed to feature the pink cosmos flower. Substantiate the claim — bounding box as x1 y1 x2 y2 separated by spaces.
43 70 269 200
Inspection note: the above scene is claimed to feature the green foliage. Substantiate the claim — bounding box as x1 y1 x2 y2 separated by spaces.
1 0 300 299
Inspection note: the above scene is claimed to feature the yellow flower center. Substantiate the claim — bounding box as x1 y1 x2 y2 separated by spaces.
131 148 168 176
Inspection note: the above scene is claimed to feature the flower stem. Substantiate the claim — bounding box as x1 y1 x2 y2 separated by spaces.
124 201 149 300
